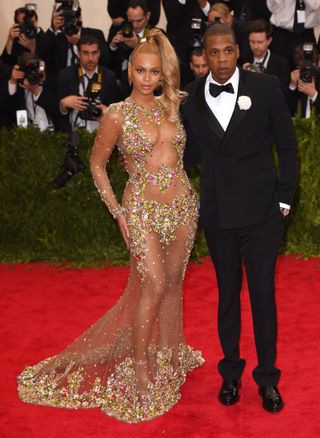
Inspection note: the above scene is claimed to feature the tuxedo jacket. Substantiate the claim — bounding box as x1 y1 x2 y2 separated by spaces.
182 69 298 229
57 64 117 132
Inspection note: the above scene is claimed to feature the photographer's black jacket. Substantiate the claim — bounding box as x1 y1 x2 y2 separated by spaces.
162 0 215 64
107 0 161 27
1 28 49 66
57 63 117 132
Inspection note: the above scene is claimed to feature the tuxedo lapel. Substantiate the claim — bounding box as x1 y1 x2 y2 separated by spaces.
195 76 225 140
217 69 253 152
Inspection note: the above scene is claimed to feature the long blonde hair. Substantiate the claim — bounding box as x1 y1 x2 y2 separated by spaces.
130 28 186 121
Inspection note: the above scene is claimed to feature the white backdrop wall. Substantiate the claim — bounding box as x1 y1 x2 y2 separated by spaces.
0 0 167 55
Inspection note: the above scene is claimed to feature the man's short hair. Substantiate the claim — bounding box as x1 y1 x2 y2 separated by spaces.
247 20 273 39
190 47 204 61
14 7 38 23
126 0 150 15
203 23 236 48
77 35 100 51
17 52 40 65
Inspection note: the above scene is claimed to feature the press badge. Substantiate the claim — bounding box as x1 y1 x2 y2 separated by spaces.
16 110 28 128
297 10 306 24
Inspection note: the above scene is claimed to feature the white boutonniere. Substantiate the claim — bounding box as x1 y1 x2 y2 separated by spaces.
238 96 252 110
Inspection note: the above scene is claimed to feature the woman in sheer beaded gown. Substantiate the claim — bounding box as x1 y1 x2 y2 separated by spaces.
17 29 204 423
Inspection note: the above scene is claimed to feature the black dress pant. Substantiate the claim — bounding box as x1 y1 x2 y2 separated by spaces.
204 211 284 386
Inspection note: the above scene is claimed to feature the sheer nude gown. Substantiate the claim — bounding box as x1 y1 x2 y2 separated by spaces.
17 97 204 423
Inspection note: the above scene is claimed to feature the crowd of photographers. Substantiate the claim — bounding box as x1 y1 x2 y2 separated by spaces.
0 1 320 184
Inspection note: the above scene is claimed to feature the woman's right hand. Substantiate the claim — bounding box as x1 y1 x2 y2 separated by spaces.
117 214 130 249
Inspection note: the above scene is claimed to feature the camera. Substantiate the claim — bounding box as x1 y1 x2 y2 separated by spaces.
53 131 87 188
190 18 203 49
190 18 213 49
120 21 134 39
18 4 38 39
54 0 80 36
17 57 45 85
300 43 317 83
245 63 265 74
79 75 102 121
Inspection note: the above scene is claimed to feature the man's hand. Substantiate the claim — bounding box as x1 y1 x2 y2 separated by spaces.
110 31 123 49
121 33 139 49
8 24 21 41
290 69 300 88
52 12 64 32
60 95 88 112
298 78 318 98
18 34 36 53
10 65 25 84
112 17 125 26
5 24 21 55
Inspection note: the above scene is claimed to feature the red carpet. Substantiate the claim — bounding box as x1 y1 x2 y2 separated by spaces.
0 256 319 438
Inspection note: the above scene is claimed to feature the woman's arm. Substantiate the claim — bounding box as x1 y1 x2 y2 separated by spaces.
90 108 123 219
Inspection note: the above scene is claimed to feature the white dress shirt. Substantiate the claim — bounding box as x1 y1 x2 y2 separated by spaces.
267 0 320 29
204 67 239 131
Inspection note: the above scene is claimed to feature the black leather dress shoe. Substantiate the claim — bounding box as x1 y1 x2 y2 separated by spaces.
218 380 241 406
259 385 284 413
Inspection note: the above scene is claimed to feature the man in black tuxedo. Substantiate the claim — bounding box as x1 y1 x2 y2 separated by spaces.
58 35 117 133
242 20 290 99
182 23 297 412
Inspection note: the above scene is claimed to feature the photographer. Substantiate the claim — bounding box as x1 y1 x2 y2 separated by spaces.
6 52 55 131
208 2 251 64
107 0 161 31
1 5 48 67
58 35 117 133
162 0 215 83
288 43 320 117
242 20 290 99
47 1 110 75
108 0 156 98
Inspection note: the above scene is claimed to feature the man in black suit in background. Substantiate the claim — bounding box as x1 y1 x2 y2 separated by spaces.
163 0 215 83
58 35 117 133
242 20 290 99
182 24 297 413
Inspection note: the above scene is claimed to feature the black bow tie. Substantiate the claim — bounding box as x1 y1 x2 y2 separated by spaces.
209 82 234 98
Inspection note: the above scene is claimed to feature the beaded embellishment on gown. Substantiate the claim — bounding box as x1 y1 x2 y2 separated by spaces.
17 98 204 423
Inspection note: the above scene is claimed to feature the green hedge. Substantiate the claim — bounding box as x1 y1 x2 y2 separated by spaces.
0 118 319 265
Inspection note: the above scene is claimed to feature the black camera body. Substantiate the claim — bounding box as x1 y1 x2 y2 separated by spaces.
18 6 37 39
18 59 44 85
300 43 317 83
79 75 102 121
190 17 213 49
53 131 87 188
120 21 134 39
55 0 80 36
